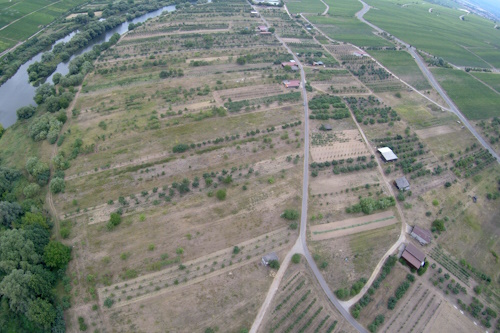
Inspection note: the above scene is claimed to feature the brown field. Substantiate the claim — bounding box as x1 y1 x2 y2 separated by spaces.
310 211 397 241
310 129 370 162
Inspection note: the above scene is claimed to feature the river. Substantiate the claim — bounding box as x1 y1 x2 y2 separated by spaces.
0 4 176 128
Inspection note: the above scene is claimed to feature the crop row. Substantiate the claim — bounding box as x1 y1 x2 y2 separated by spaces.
274 280 306 312
429 247 470 285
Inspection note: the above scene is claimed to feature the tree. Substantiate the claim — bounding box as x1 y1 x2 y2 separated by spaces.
216 189 227 200
0 269 34 313
0 229 40 273
432 219 445 232
292 253 301 264
43 241 71 269
20 212 49 229
0 123 4 139
26 298 56 329
16 105 36 120
26 157 50 185
49 177 65 194
268 260 280 270
23 183 41 198
0 201 23 228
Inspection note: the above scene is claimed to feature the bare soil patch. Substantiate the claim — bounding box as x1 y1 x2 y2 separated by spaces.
415 124 456 139
310 211 396 240
310 129 369 162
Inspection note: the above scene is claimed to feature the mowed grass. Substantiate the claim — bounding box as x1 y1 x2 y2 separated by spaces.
363 0 500 67
471 72 500 93
369 50 431 90
306 0 391 47
286 0 326 14
431 68 500 120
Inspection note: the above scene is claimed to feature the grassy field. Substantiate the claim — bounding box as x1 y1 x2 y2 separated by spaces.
431 68 500 119
285 0 326 15
0 0 86 52
306 0 392 47
369 50 431 90
471 72 500 93
363 0 500 68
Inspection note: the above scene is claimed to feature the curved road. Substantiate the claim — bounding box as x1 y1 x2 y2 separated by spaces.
356 0 499 163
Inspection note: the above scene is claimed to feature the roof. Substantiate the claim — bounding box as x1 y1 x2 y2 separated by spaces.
378 147 398 161
411 226 432 244
262 252 278 262
283 80 300 87
323 124 332 130
313 61 324 65
402 243 426 268
395 176 410 189
281 62 296 67
290 65 299 71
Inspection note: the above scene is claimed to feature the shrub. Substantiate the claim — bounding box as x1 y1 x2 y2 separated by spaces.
268 260 280 270
107 213 122 230
172 143 189 153
216 189 226 200
103 298 114 308
291 253 301 264
49 177 65 194
417 260 429 276
282 209 299 220
431 219 445 232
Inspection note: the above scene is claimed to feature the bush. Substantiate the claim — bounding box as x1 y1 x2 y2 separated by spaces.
23 183 41 198
49 177 65 194
282 209 299 220
16 105 36 120
292 253 301 264
103 298 114 308
432 219 445 232
216 189 226 200
107 213 122 230
417 260 429 276
172 143 189 153
268 260 280 270
335 288 350 300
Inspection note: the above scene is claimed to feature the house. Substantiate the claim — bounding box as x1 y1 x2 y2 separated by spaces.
283 80 300 88
257 25 268 32
313 61 324 66
401 243 426 269
262 252 279 266
353 50 369 57
410 226 432 245
395 176 410 191
378 147 398 162
281 61 296 68
250 11 259 17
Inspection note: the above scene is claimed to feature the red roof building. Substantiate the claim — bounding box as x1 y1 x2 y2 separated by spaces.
401 243 426 269
282 80 300 88
410 226 432 245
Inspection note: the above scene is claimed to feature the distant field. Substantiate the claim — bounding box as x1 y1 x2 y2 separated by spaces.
431 68 500 119
306 0 391 47
471 72 500 93
0 0 85 52
363 0 500 68
286 0 326 14
369 50 431 90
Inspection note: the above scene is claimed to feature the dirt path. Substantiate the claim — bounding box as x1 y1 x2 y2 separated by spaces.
320 0 329 15
340 103 407 309
310 211 396 241
468 72 500 94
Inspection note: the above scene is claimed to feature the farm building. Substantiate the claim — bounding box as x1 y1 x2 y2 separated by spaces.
401 243 426 269
283 80 300 88
253 0 281 5
250 11 259 17
281 61 296 67
395 176 410 191
313 61 324 66
257 25 268 32
321 124 332 131
262 252 279 266
410 226 432 245
378 147 398 162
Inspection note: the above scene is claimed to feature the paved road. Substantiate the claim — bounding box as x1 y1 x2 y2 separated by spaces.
356 0 500 163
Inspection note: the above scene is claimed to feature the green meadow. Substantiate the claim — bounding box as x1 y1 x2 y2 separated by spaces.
286 0 326 14
369 50 431 90
306 0 391 47
363 0 500 68
431 68 500 120
0 0 85 52
471 72 500 93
